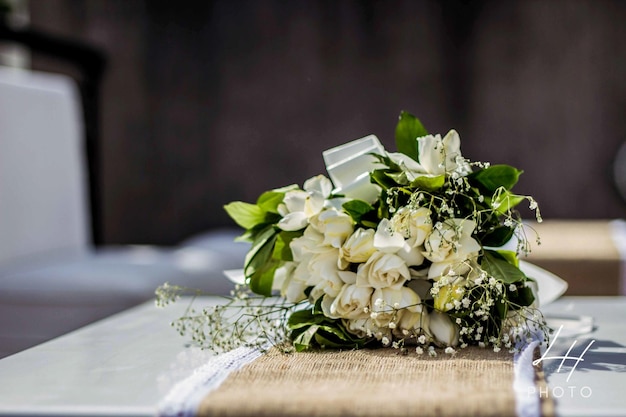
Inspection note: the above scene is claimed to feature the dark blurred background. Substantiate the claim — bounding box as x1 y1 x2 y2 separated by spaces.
24 0 626 245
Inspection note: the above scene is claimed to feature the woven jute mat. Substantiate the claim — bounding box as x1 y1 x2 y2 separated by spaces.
198 346 553 417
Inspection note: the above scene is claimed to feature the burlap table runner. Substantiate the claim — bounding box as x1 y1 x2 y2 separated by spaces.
197 347 554 417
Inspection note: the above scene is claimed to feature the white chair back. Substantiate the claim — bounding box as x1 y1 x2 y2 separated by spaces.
0 66 90 266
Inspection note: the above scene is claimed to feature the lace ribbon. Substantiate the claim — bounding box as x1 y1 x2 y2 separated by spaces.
514 340 542 417
157 346 264 417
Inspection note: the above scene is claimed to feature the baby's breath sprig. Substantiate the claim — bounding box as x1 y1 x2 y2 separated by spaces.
155 283 305 354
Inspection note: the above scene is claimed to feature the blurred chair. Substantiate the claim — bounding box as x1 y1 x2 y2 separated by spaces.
0 27 247 358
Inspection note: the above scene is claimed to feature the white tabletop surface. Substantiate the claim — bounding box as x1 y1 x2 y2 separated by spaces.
540 297 626 417
0 296 624 417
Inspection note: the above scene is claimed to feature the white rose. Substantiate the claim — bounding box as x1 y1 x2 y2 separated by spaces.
356 251 411 289
417 129 471 176
309 269 357 304
345 318 387 340
291 258 311 286
390 206 433 248
374 218 425 267
289 226 324 262
370 287 422 328
310 209 354 248
277 175 333 231
422 219 481 279
288 226 330 287
339 228 376 269
429 310 460 346
306 248 344 299
326 283 373 320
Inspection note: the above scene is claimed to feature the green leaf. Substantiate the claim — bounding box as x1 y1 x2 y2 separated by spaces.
495 295 508 319
342 200 376 224
509 285 535 308
293 325 319 352
233 219 281 243
362 220 379 229
491 190 525 214
289 312 368 350
273 231 300 261
256 184 299 213
470 165 523 193
287 309 317 329
256 192 284 214
495 249 519 268
224 202 266 229
480 226 515 247
250 259 279 297
244 226 279 296
410 174 445 191
384 171 411 186
314 331 348 349
395 111 428 161
481 250 527 284
371 169 400 190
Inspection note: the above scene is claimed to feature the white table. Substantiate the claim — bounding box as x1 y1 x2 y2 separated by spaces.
0 297 624 417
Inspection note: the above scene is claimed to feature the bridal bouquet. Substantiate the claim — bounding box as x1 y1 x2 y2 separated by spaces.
157 111 547 354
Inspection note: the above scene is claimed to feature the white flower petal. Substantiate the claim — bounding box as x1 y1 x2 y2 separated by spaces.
429 310 460 346
396 241 425 267
304 175 333 198
387 152 426 178
374 219 405 253
277 211 309 231
304 190 325 218
282 190 307 213
417 134 443 175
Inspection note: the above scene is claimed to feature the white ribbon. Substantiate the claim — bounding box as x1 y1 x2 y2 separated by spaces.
322 134 385 203
610 219 626 294
157 346 263 417
514 340 542 417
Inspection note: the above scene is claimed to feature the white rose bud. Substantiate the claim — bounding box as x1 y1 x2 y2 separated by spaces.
356 251 411 289
339 228 376 269
396 309 429 337
433 280 466 312
429 310 460 347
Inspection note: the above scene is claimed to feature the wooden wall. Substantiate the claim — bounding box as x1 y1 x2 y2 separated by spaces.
27 0 626 244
